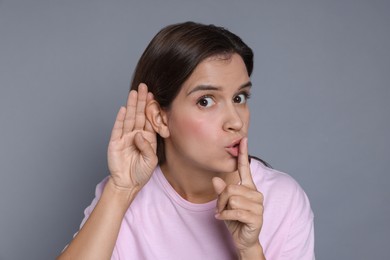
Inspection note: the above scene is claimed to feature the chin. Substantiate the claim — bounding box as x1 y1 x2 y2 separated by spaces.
209 159 238 174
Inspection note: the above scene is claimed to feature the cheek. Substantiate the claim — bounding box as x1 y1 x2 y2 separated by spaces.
245 110 250 128
175 116 213 139
169 108 220 142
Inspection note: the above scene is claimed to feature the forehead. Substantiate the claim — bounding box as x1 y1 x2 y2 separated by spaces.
181 53 250 93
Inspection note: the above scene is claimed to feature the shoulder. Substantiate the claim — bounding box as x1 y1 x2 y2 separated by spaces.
250 159 315 258
250 158 313 221
250 158 302 194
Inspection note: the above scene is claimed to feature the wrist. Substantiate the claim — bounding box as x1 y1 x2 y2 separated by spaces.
237 241 265 260
104 177 141 209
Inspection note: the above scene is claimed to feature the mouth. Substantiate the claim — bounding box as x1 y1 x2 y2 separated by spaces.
225 139 241 157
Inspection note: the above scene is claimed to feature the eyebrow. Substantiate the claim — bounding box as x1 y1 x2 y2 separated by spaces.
187 81 252 96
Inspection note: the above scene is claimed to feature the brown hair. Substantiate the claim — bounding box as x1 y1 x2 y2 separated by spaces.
130 21 254 164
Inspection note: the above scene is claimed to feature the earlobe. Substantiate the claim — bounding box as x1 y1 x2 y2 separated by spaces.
146 101 170 138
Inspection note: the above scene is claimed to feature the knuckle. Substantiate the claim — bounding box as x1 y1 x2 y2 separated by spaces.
256 192 264 202
234 209 246 219
228 196 240 208
233 210 241 219
257 204 264 215
226 184 238 194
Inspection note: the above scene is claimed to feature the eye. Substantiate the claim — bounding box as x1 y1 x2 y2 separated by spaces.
233 93 251 104
197 96 215 108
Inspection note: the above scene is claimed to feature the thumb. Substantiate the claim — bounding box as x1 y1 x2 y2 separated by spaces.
212 177 227 195
134 132 157 167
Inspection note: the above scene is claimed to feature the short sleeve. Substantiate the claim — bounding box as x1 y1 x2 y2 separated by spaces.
78 176 110 229
280 184 315 260
77 177 121 260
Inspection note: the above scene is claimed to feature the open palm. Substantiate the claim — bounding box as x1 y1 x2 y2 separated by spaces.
107 83 158 190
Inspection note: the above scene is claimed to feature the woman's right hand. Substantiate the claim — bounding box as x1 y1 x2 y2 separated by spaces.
107 83 158 191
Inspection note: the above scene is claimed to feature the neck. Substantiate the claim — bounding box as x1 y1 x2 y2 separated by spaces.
160 160 240 204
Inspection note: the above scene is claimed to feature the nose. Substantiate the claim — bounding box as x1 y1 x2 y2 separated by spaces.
222 105 244 132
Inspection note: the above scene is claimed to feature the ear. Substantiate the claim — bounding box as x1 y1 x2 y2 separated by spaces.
146 100 170 138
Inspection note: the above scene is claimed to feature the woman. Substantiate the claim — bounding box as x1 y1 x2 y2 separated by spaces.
58 21 314 259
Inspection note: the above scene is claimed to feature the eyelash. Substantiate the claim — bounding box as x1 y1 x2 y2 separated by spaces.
197 95 215 108
196 91 251 108
234 92 251 104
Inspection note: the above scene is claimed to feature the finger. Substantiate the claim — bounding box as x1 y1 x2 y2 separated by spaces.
238 137 255 188
110 106 126 142
134 132 158 167
212 177 227 213
215 184 261 213
144 92 155 134
123 90 137 134
215 209 262 228
224 194 264 215
212 177 226 195
134 83 148 130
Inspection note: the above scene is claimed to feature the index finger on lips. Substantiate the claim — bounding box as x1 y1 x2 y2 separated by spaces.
238 137 256 188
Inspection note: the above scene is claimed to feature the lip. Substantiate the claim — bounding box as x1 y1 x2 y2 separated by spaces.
225 138 242 157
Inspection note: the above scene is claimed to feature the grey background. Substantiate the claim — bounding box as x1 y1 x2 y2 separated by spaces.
0 0 389 259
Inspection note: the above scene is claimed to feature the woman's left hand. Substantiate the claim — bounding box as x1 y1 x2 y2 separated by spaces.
212 137 265 259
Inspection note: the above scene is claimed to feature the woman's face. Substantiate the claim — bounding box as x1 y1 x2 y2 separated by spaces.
163 53 251 174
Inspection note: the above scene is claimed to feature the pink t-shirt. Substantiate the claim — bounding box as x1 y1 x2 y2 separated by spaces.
80 159 315 259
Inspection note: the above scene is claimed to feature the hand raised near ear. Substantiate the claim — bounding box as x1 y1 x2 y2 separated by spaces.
107 83 158 191
212 137 264 256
